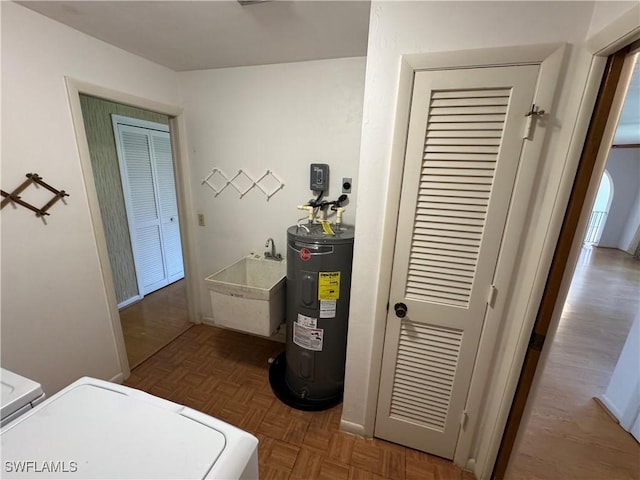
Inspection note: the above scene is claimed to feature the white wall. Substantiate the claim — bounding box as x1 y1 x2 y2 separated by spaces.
592 171 612 212
341 2 612 473
600 312 640 435
0 2 180 395
587 1 639 38
620 188 640 253
178 58 366 320
598 148 640 248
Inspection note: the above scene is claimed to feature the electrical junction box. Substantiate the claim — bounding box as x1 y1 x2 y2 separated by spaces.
310 164 329 191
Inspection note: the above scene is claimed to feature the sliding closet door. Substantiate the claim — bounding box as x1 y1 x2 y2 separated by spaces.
113 116 184 296
150 130 184 284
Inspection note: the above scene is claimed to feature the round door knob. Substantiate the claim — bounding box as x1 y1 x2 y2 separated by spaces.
394 302 408 318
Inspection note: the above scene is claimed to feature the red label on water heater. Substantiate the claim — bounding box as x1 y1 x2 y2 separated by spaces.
300 248 311 261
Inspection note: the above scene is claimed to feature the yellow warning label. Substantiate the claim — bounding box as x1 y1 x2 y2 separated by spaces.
318 272 340 300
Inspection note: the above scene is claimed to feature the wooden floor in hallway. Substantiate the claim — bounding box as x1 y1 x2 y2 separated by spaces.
124 324 474 480
119 279 192 369
506 246 640 479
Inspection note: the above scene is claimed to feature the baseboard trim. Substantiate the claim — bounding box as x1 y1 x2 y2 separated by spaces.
110 372 125 385
595 394 622 424
118 295 142 310
340 419 367 437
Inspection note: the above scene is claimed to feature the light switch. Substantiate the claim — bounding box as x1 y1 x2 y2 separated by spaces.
198 214 205 226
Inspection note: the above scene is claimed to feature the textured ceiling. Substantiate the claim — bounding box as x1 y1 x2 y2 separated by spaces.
16 1 639 144
19 1 371 71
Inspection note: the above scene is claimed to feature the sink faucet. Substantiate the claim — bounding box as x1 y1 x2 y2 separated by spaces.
264 238 282 260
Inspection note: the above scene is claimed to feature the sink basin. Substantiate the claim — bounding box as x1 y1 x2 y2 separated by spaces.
205 254 286 337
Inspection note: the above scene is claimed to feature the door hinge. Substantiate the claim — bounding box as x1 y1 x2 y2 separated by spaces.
487 285 498 308
529 331 546 351
523 104 546 140
460 410 469 430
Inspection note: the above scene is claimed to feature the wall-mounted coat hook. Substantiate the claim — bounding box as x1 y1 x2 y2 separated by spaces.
1 173 69 218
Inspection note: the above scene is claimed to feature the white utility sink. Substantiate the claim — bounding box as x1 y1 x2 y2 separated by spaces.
205 254 286 337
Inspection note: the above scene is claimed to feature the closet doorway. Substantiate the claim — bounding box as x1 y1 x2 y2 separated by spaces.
112 115 185 298
79 95 191 368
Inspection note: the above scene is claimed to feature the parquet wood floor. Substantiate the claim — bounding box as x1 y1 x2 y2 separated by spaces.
506 246 640 479
119 279 192 369
124 324 475 480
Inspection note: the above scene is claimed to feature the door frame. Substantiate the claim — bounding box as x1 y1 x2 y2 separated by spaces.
65 78 200 379
492 22 640 480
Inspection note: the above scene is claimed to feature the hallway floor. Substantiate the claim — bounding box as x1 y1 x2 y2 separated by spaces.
506 246 640 479
119 280 191 368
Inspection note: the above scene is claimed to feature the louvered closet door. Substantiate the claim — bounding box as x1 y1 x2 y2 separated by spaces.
375 65 539 459
150 131 184 283
117 125 168 295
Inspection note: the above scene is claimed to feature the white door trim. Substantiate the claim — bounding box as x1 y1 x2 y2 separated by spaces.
65 78 201 381
474 15 640 478
112 115 170 133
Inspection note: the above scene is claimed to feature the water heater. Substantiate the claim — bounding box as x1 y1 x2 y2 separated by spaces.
269 222 354 410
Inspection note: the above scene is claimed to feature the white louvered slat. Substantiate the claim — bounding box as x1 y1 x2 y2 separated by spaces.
413 248 479 258
414 227 482 240
418 161 496 170
420 190 491 200
414 221 484 234
406 87 509 307
430 97 508 108
426 137 501 147
409 265 475 277
417 208 486 220
390 321 463 431
412 233 482 246
425 145 500 154
431 89 509 99
409 259 477 272
427 122 504 131
428 105 508 115
426 129 504 138
422 167 496 176
421 176 494 186
411 247 479 260
424 152 498 161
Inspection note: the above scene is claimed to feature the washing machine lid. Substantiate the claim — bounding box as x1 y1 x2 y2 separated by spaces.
1 378 227 479
1 368 44 422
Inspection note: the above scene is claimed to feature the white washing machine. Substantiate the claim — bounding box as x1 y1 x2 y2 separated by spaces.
1 377 259 479
1 368 46 427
